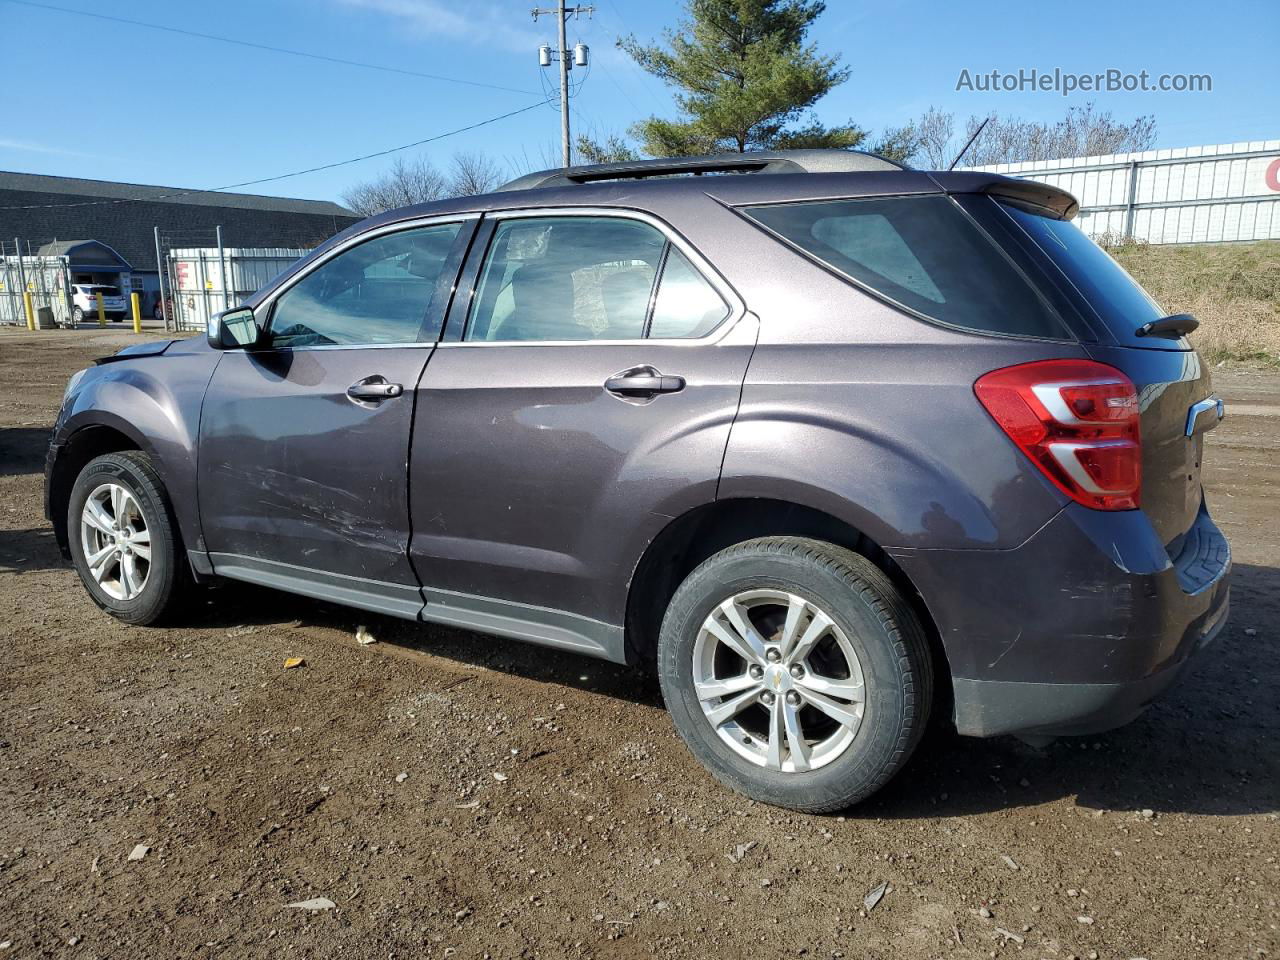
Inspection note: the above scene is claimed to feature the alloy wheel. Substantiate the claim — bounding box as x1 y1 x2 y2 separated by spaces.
79 483 152 601
691 589 866 773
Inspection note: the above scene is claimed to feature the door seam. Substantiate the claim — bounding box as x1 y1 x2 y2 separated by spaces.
714 310 762 501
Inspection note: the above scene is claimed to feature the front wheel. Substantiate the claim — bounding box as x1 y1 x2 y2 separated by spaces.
658 537 933 813
68 451 191 625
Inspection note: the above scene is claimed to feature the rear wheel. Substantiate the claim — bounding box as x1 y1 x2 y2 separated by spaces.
72 306 84 324
658 537 933 812
68 451 190 625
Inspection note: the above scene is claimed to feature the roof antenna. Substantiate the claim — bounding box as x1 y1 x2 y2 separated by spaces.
947 117 990 170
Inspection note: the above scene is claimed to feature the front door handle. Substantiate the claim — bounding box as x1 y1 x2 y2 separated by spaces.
347 376 403 403
604 367 686 398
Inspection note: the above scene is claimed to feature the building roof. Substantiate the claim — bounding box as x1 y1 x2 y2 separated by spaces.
36 239 130 266
1 170 361 269
36 239 92 257
0 170 353 216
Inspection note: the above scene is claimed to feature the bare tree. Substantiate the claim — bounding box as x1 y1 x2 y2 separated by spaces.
913 106 955 169
905 102 1157 168
341 156 450 216
449 151 503 197
341 151 509 214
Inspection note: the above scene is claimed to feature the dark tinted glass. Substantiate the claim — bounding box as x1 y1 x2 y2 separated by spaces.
997 201 1175 348
270 222 461 347
744 196 1071 340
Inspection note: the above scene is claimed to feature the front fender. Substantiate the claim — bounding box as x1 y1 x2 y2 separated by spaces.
53 347 218 555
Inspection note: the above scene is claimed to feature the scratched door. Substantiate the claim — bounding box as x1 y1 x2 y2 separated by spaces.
198 344 432 591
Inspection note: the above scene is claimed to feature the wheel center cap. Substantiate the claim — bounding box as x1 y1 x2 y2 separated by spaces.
764 664 792 693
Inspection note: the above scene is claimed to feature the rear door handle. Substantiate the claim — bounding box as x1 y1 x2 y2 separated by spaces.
347 376 403 403
604 368 686 398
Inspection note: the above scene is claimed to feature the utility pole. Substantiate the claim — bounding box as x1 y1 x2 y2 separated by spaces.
533 0 593 168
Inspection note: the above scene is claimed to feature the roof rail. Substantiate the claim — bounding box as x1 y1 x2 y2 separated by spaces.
496 149 908 192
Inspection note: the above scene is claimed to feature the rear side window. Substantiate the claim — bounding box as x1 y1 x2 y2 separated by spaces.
743 196 1071 340
464 216 729 342
995 201 1173 348
467 217 663 341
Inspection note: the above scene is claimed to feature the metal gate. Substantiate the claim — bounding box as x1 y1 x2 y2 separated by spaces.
0 241 72 327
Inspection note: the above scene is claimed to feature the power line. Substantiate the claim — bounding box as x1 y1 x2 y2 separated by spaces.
2 0 536 96
0 100 551 211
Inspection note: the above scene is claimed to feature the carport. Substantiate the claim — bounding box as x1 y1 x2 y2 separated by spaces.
36 239 133 287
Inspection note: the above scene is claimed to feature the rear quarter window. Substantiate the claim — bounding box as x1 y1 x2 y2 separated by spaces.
743 195 1072 341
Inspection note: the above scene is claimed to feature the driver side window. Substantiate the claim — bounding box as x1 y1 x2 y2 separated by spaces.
269 222 462 347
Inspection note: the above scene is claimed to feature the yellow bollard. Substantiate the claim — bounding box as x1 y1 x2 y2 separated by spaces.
23 291 35 331
130 292 142 334
95 291 106 326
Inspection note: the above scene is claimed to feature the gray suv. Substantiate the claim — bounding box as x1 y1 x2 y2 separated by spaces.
45 150 1230 812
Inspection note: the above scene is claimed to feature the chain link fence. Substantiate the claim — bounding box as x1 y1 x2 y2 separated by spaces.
0 237 73 327
3 229 319 332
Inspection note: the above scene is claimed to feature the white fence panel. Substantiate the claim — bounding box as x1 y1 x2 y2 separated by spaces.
967 140 1280 244
167 247 308 332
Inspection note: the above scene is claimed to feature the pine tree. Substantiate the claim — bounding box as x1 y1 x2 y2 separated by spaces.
619 0 865 155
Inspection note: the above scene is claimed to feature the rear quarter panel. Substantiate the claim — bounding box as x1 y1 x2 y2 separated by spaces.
707 220 1081 550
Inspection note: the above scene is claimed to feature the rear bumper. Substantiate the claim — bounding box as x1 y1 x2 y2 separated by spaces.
890 500 1231 738
951 589 1228 737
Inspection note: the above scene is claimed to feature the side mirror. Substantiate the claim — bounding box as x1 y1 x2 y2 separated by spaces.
208 306 262 350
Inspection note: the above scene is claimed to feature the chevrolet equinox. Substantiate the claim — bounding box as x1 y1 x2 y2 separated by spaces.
46 150 1231 812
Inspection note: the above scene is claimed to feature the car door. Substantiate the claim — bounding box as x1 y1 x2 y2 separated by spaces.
197 216 474 618
408 209 757 659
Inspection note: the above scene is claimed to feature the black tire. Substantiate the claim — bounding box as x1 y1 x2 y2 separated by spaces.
67 451 191 625
658 536 933 813
72 306 84 325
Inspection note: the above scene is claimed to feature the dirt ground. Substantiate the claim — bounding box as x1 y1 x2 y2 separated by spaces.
0 327 1276 960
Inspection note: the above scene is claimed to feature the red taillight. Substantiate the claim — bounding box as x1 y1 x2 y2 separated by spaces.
974 359 1141 511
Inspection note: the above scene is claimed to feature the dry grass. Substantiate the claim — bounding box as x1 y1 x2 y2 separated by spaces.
1105 239 1280 366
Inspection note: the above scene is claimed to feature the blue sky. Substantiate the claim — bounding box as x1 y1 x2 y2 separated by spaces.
1 0 1275 204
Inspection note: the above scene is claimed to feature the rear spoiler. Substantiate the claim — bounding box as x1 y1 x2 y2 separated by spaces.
929 172 1079 220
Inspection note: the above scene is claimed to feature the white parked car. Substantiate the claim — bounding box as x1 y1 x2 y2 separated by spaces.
71 284 127 323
